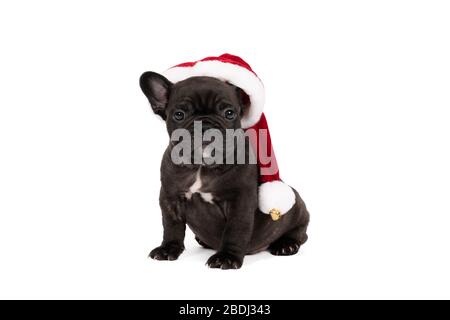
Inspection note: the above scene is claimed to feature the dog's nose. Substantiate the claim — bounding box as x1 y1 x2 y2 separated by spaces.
201 122 214 132
195 117 219 132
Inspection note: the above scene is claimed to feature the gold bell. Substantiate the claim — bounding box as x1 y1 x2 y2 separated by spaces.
269 208 281 221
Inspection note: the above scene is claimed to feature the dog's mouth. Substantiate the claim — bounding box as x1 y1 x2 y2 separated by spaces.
187 119 226 163
170 132 238 167
192 139 228 166
170 139 249 167
169 119 250 167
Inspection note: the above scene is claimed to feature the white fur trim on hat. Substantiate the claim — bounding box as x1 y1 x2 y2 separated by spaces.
163 60 265 129
258 181 296 215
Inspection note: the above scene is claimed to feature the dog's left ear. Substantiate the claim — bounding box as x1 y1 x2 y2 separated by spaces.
139 71 172 120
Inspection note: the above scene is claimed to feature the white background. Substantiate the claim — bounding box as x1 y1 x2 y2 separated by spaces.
0 0 449 299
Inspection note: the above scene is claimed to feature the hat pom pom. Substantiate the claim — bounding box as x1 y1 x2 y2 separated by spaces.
258 181 296 218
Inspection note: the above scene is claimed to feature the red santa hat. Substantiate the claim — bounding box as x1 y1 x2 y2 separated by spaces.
162 54 296 220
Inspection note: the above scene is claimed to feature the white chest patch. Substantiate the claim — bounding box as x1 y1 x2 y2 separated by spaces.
185 169 214 204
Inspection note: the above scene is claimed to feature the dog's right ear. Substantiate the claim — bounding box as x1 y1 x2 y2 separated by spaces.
139 71 172 120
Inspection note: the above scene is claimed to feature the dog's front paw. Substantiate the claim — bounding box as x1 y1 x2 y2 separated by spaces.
149 243 184 261
206 252 243 270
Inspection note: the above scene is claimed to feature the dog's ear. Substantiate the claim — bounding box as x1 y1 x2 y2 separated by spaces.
139 71 172 120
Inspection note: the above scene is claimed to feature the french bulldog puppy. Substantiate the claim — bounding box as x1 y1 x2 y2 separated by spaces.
140 72 309 269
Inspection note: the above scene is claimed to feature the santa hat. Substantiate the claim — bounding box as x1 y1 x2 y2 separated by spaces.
162 54 296 220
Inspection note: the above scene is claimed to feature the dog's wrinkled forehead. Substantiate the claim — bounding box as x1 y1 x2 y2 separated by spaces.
169 77 239 112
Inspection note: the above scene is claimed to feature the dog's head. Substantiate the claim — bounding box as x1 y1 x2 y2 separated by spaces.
139 72 249 135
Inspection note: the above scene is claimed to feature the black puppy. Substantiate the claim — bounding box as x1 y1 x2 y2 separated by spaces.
140 72 309 269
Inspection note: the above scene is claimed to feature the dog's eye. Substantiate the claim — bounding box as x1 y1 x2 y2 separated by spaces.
173 110 185 121
224 109 236 120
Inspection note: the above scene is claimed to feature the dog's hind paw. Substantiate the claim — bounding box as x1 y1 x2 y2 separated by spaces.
149 243 184 261
269 237 301 256
206 252 243 270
